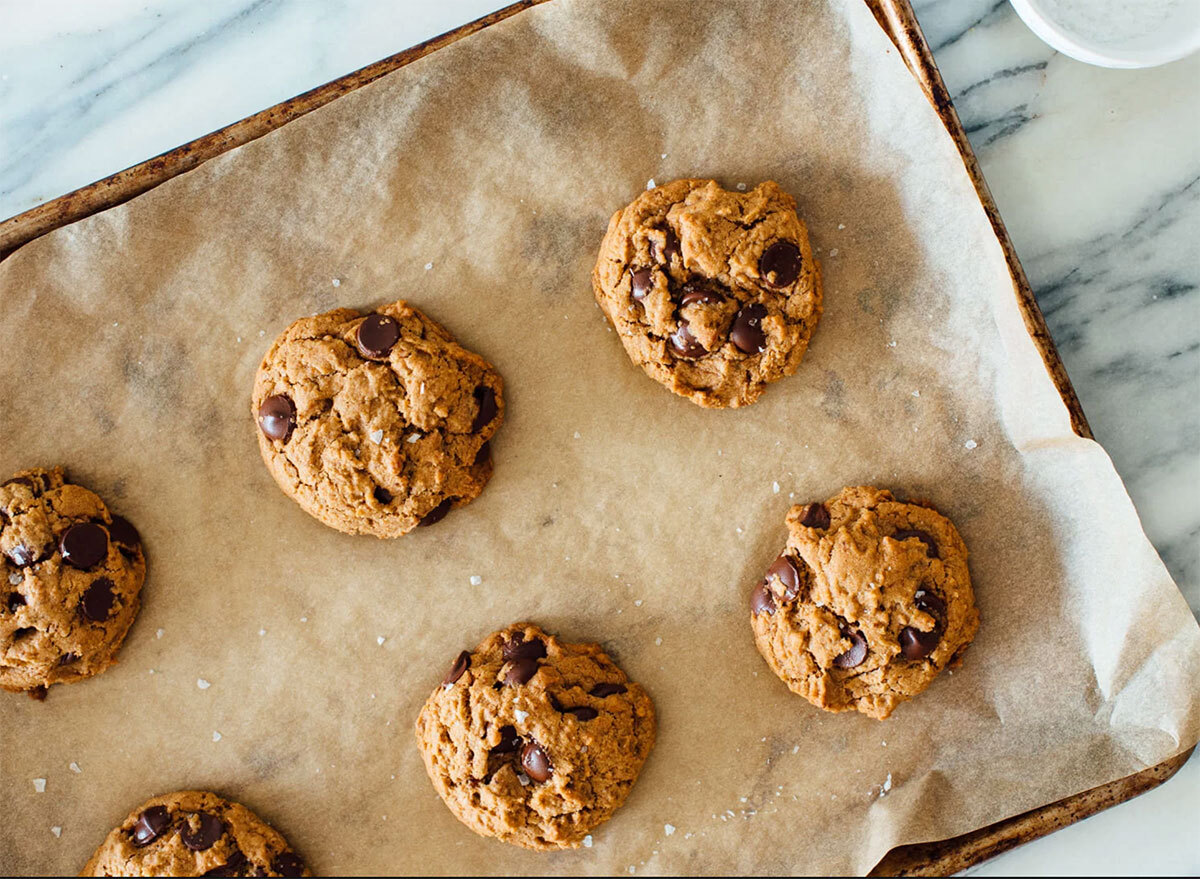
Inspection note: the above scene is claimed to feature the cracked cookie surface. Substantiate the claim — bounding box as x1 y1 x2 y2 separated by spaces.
81 789 309 877
252 299 503 538
0 467 145 696
750 486 979 720
415 623 656 850
592 178 822 408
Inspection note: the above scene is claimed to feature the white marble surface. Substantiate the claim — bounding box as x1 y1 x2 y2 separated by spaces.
1 0 1196 874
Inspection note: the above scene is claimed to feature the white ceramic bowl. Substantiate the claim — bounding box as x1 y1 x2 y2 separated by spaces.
1009 0 1200 68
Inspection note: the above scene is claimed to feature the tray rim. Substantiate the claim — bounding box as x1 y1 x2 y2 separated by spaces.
0 0 1191 874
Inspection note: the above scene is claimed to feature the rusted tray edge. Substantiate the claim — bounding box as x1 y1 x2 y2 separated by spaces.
866 0 1192 874
0 0 1189 875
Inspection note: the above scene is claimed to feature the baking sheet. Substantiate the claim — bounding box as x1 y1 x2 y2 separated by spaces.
1 0 1197 874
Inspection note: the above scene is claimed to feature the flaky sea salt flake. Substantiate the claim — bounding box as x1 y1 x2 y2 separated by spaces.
646 178 656 189
369 429 384 444
32 778 46 793
964 439 978 450
212 731 222 742
469 575 482 586
583 835 593 847
664 823 676 836
197 679 211 690
515 709 529 723
51 826 62 838
69 762 81 773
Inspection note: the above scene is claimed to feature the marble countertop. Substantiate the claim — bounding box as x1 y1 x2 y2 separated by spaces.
1 0 1196 874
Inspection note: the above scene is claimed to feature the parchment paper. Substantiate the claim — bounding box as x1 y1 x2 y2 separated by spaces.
2 0 1197 874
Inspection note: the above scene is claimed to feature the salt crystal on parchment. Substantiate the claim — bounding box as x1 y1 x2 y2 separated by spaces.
51 826 62 838
32 778 46 793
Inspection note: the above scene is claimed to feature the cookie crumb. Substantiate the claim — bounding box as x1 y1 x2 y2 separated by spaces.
583 834 593 847
33 778 46 793
964 439 978 450
51 826 62 838
369 429 384 444
212 731 222 742
664 823 676 836
69 762 81 773
197 679 211 690
469 575 482 586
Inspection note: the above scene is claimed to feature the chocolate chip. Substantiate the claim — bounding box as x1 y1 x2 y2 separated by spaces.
630 268 653 301
799 502 831 529
589 683 627 697
257 394 296 442
57 652 79 666
750 583 776 616
899 625 941 660
502 633 547 661
6 544 38 568
520 741 552 782
679 281 724 307
6 592 25 612
503 657 539 686
80 578 116 622
492 724 521 754
914 589 947 619
106 515 141 554
372 486 393 505
12 626 35 640
565 706 598 721
473 442 491 467
271 852 305 878
131 805 170 846
419 498 454 527
759 240 802 287
442 650 470 687
667 322 706 359
765 554 802 601
730 304 768 354
472 386 498 432
60 523 108 569
893 528 939 559
203 850 247 877
180 812 226 852
652 228 680 264
833 629 868 669
355 313 400 359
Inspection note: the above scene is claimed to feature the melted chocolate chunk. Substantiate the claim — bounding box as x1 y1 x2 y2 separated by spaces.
257 395 296 442
131 805 170 847
833 629 868 669
442 650 470 687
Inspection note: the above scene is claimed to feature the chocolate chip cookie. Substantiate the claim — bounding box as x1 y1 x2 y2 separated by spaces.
592 179 822 408
253 299 503 537
750 486 979 719
0 467 145 697
81 790 308 877
415 623 656 850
